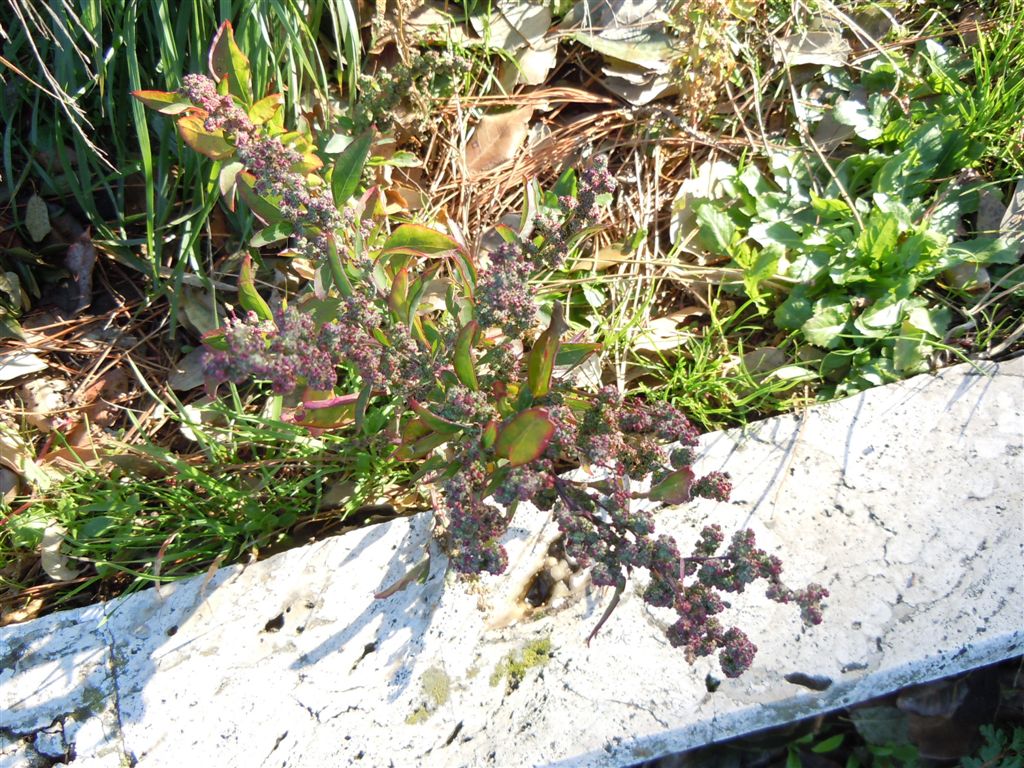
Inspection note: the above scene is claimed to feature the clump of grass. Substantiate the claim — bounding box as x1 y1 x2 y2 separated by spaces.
0 404 411 615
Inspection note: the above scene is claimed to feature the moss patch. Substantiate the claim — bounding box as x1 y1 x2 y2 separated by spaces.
490 637 552 694
405 665 451 725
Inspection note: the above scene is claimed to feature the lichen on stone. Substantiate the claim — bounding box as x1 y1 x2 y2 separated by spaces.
405 665 450 724
490 637 553 694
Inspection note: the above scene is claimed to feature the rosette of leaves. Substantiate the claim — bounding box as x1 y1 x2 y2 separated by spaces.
133 23 828 678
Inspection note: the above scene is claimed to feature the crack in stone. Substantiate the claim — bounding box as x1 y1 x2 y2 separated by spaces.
102 624 137 767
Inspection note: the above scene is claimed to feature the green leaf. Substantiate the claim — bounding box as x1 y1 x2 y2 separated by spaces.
248 94 283 125
409 400 464 435
527 303 567 399
803 299 852 348
383 224 460 254
695 202 737 256
236 172 285 224
812 734 844 754
454 321 480 391
388 267 410 321
948 236 1021 265
332 130 374 205
131 89 193 115
250 221 294 248
494 408 555 467
208 21 252 105
775 288 813 330
326 234 354 297
649 467 695 505
176 115 235 160
237 254 273 322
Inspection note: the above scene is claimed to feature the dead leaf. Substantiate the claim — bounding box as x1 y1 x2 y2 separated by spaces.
41 523 82 581
168 348 209 391
633 308 704 353
65 227 97 314
180 286 221 336
471 0 550 49
999 178 1024 259
516 37 558 85
773 30 852 67
25 194 51 242
465 106 535 173
0 350 48 381
575 245 632 271
0 467 19 504
20 377 71 432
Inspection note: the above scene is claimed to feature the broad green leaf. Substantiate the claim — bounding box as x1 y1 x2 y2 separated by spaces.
527 303 566 398
948 236 1021 265
554 342 601 370
326 235 354 298
208 21 252 105
248 94 283 125
388 267 410 320
811 734 844 754
803 299 852 348
250 221 294 248
236 172 285 224
393 431 450 461
218 161 244 209
409 399 464 435
481 420 498 449
493 408 555 467
774 289 813 331
293 394 359 429
176 115 234 160
332 130 374 205
454 321 480 391
649 467 695 505
695 202 738 256
383 224 460 254
237 254 273 321
131 90 194 115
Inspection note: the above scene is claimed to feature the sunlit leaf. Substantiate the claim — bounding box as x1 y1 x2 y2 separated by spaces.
493 408 555 467
238 253 273 322
131 89 194 115
527 302 566 398
454 320 480 391
383 224 460 254
176 115 235 160
208 21 252 104
332 130 374 205
649 467 694 505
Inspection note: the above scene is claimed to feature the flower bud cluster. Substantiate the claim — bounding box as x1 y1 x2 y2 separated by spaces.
477 157 618 340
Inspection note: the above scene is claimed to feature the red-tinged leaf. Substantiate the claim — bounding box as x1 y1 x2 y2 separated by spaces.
374 555 430 599
383 223 460 254
332 129 374 205
290 393 360 429
527 302 567 398
409 399 464 435
208 21 252 104
401 417 433 443
250 221 294 248
648 467 695 505
236 171 285 224
388 267 410 320
131 90 193 115
494 407 555 467
238 253 273 321
176 115 235 160
494 223 518 244
454 320 480 391
200 328 228 351
393 431 450 461
248 93 283 125
218 161 244 211
291 152 323 174
481 419 498 449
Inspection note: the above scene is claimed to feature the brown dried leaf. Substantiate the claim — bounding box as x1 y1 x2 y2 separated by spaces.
465 106 535 174
41 523 82 581
65 228 97 314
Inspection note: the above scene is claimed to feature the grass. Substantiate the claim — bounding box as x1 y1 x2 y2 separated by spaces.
1 0 1022 622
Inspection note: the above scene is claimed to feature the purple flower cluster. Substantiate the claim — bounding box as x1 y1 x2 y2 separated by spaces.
203 305 344 394
476 158 618 339
179 74 342 263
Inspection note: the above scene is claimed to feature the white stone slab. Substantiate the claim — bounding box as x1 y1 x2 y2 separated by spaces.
2 358 1022 767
